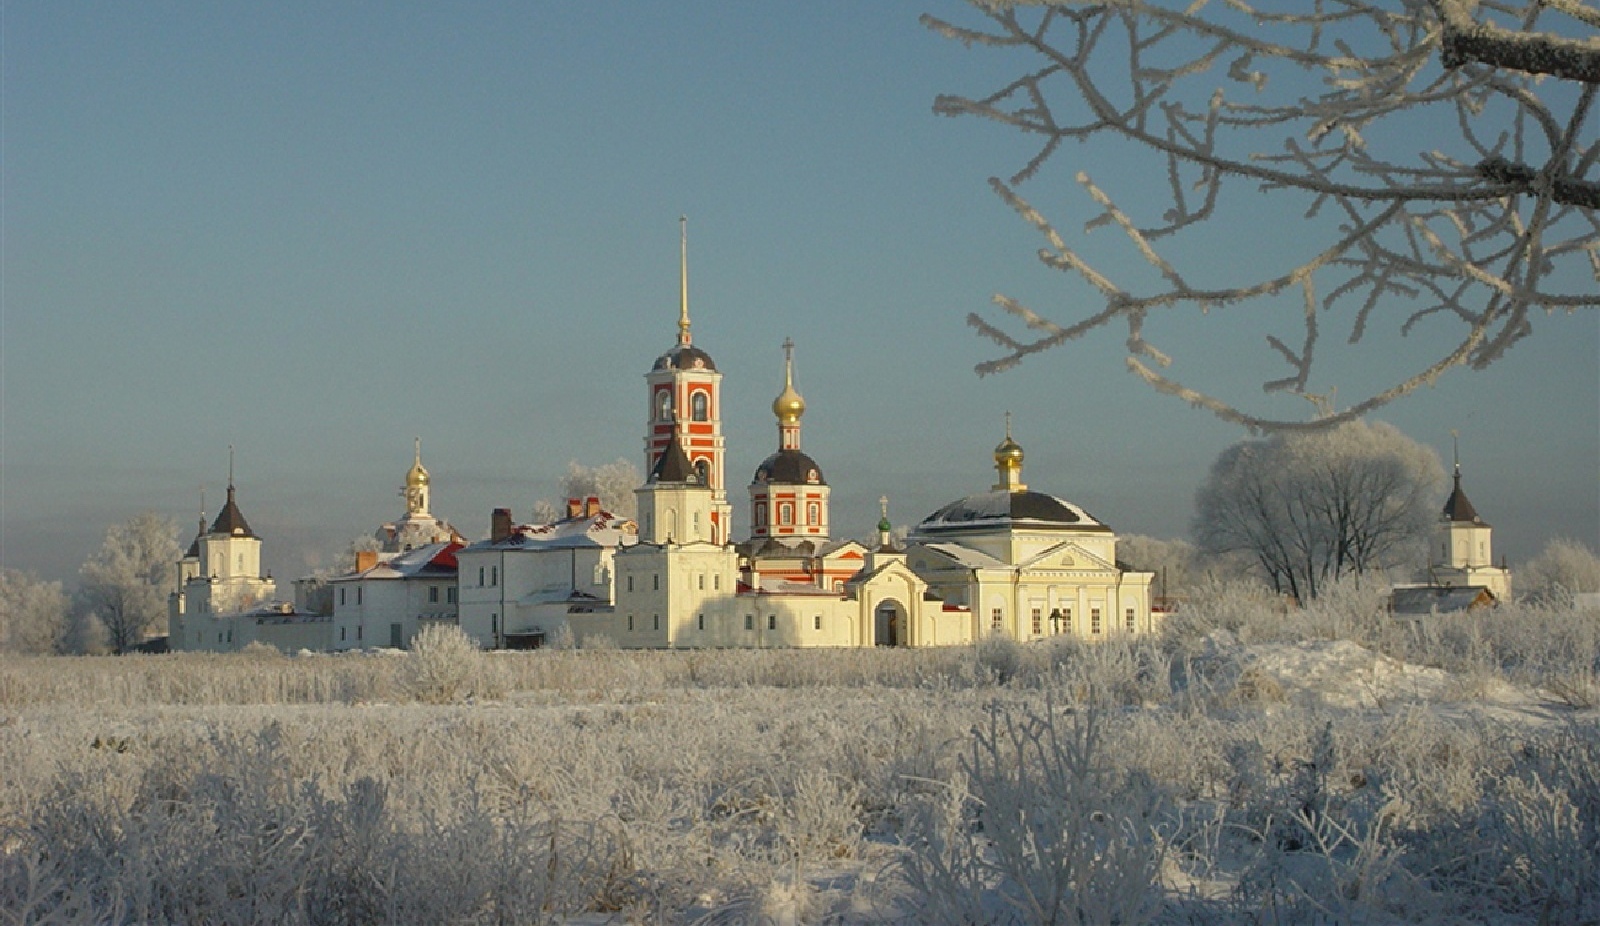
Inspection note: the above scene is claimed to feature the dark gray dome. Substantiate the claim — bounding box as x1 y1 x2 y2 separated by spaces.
917 490 1109 534
753 449 825 486
653 345 717 372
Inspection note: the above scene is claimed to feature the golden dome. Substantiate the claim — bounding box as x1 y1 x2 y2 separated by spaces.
773 337 806 424
994 435 1024 466
773 384 806 424
406 439 430 487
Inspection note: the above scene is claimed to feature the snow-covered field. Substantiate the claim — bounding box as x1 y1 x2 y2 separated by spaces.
3 590 1597 924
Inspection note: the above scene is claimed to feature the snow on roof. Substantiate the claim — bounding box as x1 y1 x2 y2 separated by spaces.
463 512 637 553
917 542 1007 571
334 542 461 582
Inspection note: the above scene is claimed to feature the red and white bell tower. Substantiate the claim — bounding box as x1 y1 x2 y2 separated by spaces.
642 217 731 544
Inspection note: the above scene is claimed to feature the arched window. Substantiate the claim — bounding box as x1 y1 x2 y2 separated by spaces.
806 502 820 525
655 389 672 421
691 391 709 421
780 503 794 525
694 459 711 486
754 502 767 527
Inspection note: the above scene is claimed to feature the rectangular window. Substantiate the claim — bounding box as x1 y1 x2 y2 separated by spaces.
356 588 362 605
1126 608 1136 632
390 623 403 648
340 627 346 642
652 615 660 631
628 615 634 632
1064 607 1072 633
714 574 720 590
698 614 705 631
745 615 753 631
1031 608 1042 636
768 614 776 631
447 587 456 604
991 608 1003 632
429 586 439 603
1091 608 1102 635
339 588 346 606
653 574 660 591
814 615 821 631
479 567 485 586
698 574 705 590
491 566 498 587
627 575 634 592
357 625 363 641
226 628 232 643
491 614 498 638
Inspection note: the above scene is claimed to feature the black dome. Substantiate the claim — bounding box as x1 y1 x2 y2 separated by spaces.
918 490 1109 534
753 449 825 486
653 345 717 372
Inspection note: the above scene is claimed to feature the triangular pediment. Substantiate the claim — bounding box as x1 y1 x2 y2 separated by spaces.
1017 540 1115 572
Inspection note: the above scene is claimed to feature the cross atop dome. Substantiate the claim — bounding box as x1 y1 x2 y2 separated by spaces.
993 413 1027 493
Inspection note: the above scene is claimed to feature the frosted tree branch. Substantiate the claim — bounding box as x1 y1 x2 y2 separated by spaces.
928 0 1598 431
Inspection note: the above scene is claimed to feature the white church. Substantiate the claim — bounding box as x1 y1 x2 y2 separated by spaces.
172 223 1160 652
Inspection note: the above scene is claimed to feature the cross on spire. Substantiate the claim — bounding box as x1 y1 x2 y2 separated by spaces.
678 215 691 347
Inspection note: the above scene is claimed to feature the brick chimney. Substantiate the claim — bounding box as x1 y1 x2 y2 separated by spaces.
566 498 583 519
355 550 379 573
491 508 514 543
585 495 601 518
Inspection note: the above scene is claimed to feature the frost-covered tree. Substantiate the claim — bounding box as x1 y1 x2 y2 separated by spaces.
1520 537 1600 602
535 459 642 522
0 569 69 654
927 1 1598 430
1194 420 1444 600
74 512 181 654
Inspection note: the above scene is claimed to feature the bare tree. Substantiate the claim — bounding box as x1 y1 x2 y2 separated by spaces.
1194 420 1444 600
1520 537 1600 602
926 1 1598 430
0 569 69 654
74 512 181 654
535 459 642 522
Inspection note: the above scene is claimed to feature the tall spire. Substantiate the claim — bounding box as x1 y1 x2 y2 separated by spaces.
678 215 691 347
773 337 806 447
228 444 235 489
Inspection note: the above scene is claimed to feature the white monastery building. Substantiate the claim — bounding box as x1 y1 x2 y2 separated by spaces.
169 221 1159 652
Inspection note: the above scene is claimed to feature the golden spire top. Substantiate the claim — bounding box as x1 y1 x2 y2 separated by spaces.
678 215 691 347
993 412 1026 492
772 336 806 424
406 437 430 488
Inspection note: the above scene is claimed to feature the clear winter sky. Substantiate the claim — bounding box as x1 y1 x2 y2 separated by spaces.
3 2 1597 587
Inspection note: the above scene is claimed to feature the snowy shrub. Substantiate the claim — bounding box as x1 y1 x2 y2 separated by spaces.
898 703 1167 925
403 622 481 703
973 633 1022 685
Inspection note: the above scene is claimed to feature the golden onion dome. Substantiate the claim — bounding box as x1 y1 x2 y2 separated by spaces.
773 383 806 424
994 435 1024 466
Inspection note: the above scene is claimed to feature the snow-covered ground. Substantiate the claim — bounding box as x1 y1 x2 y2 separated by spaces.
2 603 1597 924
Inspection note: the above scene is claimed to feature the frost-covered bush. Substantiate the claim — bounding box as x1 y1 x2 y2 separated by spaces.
898 703 1167 926
403 622 481 703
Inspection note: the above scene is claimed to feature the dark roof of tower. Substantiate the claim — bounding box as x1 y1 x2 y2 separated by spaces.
651 430 705 485
653 345 717 372
916 489 1111 535
753 449 826 486
1442 472 1485 524
209 485 256 537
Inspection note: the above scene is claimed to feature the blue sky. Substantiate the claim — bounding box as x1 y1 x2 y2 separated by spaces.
4 2 1596 586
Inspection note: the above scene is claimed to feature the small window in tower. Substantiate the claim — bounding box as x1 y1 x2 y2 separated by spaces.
695 459 711 486
237 553 244 572
755 503 767 526
780 504 794 525
807 502 820 525
656 390 672 421
691 391 709 421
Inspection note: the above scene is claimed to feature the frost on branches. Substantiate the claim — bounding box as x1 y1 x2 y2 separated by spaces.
926 0 1598 430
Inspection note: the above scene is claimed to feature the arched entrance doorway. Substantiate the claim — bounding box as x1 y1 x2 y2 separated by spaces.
874 600 907 646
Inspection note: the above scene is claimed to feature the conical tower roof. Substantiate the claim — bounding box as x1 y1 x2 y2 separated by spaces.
210 484 255 537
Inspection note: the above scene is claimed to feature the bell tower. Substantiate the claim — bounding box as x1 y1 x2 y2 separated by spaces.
643 217 730 543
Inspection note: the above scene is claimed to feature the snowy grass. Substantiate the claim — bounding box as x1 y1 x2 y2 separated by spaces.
3 593 1599 923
